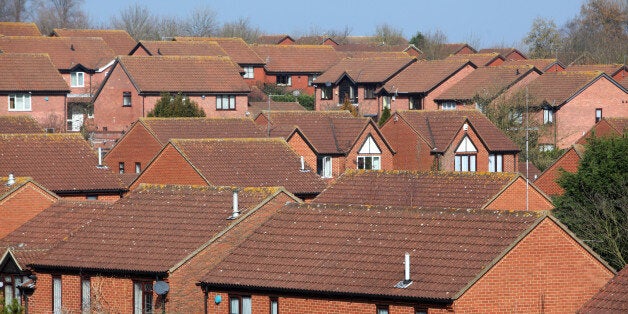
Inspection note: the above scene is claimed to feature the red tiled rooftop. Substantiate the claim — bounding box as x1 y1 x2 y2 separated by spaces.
256 34 294 45
175 37 265 65
316 57 415 84
382 59 475 93
52 28 137 55
139 117 266 144
0 115 45 133
247 101 306 118
134 40 228 57
0 53 69 92
0 22 41 36
445 52 504 66
564 64 626 77
252 44 342 73
579 266 628 313
478 48 527 59
524 71 605 106
500 59 563 72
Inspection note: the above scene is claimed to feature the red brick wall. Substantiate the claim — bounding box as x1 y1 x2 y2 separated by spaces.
93 63 143 132
576 119 622 145
103 122 164 173
0 183 57 239
62 71 108 99
424 65 476 110
345 124 394 171
0 94 66 131
486 58 504 66
287 132 318 173
441 125 488 172
264 74 315 95
59 194 121 202
380 116 435 170
534 148 581 197
453 218 614 313
130 144 208 190
485 177 554 211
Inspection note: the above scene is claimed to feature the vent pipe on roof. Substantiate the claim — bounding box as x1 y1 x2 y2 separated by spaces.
227 189 240 220
395 252 413 289
97 147 103 167
300 156 305 171
6 173 15 186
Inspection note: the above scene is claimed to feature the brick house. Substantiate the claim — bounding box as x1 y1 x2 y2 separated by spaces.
0 185 300 313
251 44 341 94
313 56 416 116
445 52 505 66
0 36 117 132
254 111 395 178
198 203 613 313
129 40 228 57
92 55 251 132
379 59 477 111
0 53 70 131
564 63 628 81
0 176 58 239
500 58 566 73
103 117 266 184
0 22 41 36
51 28 137 55
0 134 124 201
381 110 520 172
313 170 554 211
131 138 327 200
435 65 542 110
579 266 628 313
256 34 295 45
478 47 528 61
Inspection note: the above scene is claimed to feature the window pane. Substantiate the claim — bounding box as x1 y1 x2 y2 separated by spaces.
242 296 252 314
378 308 389 314
134 283 142 314
5 283 13 306
357 157 364 169
270 299 278 314
470 155 476 172
496 155 503 172
82 278 91 313
230 298 240 314
372 156 381 170
455 156 461 171
53 277 62 314
461 156 468 171
488 154 495 172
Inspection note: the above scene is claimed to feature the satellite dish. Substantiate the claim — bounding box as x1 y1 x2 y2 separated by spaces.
153 281 170 295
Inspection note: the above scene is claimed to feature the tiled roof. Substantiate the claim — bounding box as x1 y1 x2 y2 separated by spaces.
251 44 341 73
534 145 584 196
500 59 563 72
0 36 116 70
116 55 250 93
604 117 628 134
260 111 370 154
0 53 70 92
333 43 416 53
139 117 266 144
52 28 137 55
382 59 475 93
175 37 265 65
478 48 527 59
344 36 409 45
0 176 56 200
0 134 123 193
313 170 519 208
0 115 44 133
445 52 504 66
620 76 628 89
247 101 306 118
395 110 520 152
339 51 414 59
439 43 477 55
524 71 605 107
315 57 415 84
0 22 41 36
579 266 628 313
30 185 286 273
518 161 542 180
200 203 542 300
172 138 327 195
295 36 337 45
564 64 626 77
257 34 294 45
135 40 228 57
436 65 538 101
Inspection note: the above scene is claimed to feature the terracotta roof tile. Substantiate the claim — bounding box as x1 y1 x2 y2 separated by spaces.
313 170 519 208
0 22 41 36
333 43 415 53
604 117 628 134
0 176 53 200
524 71 605 106
247 101 305 118
53 28 136 55
256 34 294 45
438 43 477 55
172 138 327 195
139 117 266 144
200 203 541 300
175 37 264 65
295 36 337 45
445 52 505 66
579 266 628 313
0 53 70 92
343 36 409 45
31 185 284 273
0 115 45 133
135 40 228 57
564 64 626 77
251 44 341 73
382 59 475 93
478 48 527 60
621 76 628 89
500 59 563 72
316 57 415 84
0 36 116 70
339 51 414 59
396 110 519 152
0 134 123 193
117 55 250 93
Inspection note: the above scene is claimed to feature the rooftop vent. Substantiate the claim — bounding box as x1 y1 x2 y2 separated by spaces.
227 189 240 220
395 252 413 289
6 173 15 186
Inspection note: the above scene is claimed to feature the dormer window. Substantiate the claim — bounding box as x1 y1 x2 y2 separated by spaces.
71 71 85 87
454 135 477 172
357 135 382 170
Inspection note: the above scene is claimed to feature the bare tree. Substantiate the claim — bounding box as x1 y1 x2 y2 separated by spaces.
523 17 563 59
373 23 406 45
0 0 29 22
110 3 158 40
219 17 261 43
410 29 449 60
156 15 184 40
182 5 218 37
34 0 90 34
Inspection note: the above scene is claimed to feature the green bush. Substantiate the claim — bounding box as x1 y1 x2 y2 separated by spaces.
147 92 206 117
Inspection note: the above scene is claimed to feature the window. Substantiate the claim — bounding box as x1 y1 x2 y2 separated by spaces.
276 75 291 86
270 297 278 314
364 85 376 99
119 162 125 174
383 96 392 110
317 156 332 178
81 277 91 314
134 281 153 314
135 162 141 174
488 154 503 172
595 108 602 123
8 94 31 111
243 66 254 79
2 275 26 307
455 155 476 172
543 108 554 124
415 309 428 314
441 101 456 110
357 156 381 170
229 295 252 314
539 144 555 152
71 72 85 87
409 97 423 110
53 276 62 314
123 92 132 107
86 195 98 200
321 86 332 100
216 95 236 110
308 75 317 86
376 305 389 314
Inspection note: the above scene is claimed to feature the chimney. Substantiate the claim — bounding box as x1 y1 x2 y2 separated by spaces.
228 189 240 220
6 173 15 186
395 252 413 288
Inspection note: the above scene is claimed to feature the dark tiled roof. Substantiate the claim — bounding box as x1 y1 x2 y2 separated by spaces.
313 170 519 208
200 203 542 300
396 110 519 152
256 35 294 45
564 64 626 77
0 115 45 133
438 43 477 55
604 117 628 134
0 134 123 193
0 176 57 201
518 161 542 180
31 185 285 273
436 65 538 101
172 138 327 195
251 44 341 73
0 22 41 36
315 57 415 84
445 52 504 66
579 267 628 313
0 53 70 92
247 101 306 118
175 37 265 65
52 28 137 55
135 40 228 57
478 48 527 60
382 59 474 93
117 55 250 93
139 117 266 144
500 59 563 72
0 36 116 70
524 71 605 107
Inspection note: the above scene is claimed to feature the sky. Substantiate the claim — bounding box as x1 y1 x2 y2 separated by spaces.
87 0 585 49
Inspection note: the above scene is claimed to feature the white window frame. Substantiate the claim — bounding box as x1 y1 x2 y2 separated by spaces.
216 95 236 110
488 154 503 172
455 154 476 172
53 276 62 314
321 86 332 100
123 92 132 107
133 281 153 314
243 66 254 79
357 156 381 170
135 162 141 174
318 156 332 178
543 109 554 124
81 277 91 314
383 96 391 110
71 71 85 87
229 295 252 314
8 94 31 111
595 108 602 123
441 101 456 110
276 75 291 86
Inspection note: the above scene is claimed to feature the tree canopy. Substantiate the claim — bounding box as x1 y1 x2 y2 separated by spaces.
147 92 206 117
